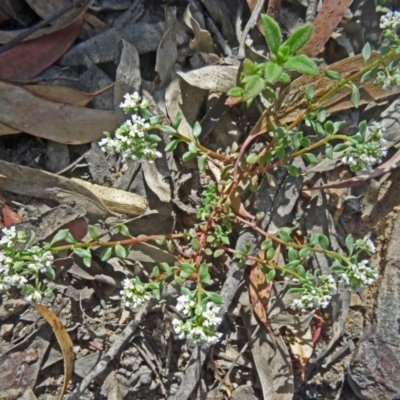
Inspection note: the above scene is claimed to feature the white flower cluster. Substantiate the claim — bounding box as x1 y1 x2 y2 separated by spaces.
119 93 150 114
375 70 400 92
0 226 54 303
342 123 387 173
291 275 336 311
121 277 152 310
99 92 162 163
340 260 378 291
380 10 400 31
355 236 376 254
172 296 223 346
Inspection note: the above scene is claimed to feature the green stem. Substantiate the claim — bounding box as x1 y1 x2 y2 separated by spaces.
51 233 185 253
233 215 351 266
248 134 355 175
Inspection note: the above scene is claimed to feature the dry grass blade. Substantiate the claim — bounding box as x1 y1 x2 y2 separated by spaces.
34 303 74 400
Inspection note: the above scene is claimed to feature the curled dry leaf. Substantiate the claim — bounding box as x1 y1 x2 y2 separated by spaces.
34 303 74 400
72 178 148 215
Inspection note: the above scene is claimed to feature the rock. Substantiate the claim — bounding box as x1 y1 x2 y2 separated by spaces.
347 215 400 399
0 323 13 337
0 299 27 321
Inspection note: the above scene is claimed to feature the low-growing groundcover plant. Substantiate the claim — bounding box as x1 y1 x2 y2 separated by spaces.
0 9 397 363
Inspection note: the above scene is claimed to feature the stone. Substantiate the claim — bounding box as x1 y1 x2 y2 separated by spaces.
347 215 400 399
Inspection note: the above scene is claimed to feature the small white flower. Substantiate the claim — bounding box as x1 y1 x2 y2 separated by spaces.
0 226 17 247
202 302 222 327
24 290 43 303
380 10 400 30
176 294 195 315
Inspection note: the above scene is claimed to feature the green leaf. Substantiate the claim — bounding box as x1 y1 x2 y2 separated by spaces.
264 61 283 83
278 72 291 84
284 165 300 177
325 143 333 159
152 266 160 277
302 153 319 164
350 83 360 108
227 86 244 97
73 248 91 259
345 235 354 255
188 141 197 154
145 134 161 144
266 269 276 282
117 224 132 238
198 263 211 284
299 248 311 258
288 248 297 261
198 154 207 171
172 111 183 129
261 14 282 56
214 249 225 258
246 153 259 165
243 74 266 102
242 59 258 75
158 124 177 136
282 23 313 54
284 55 319 76
83 257 92 268
193 121 202 139
256 211 265 221
324 120 335 135
266 247 275 260
278 227 292 243
180 262 196 274
362 42 372 64
155 236 167 246
206 292 224 304
174 275 184 286
324 69 341 80
318 234 329 250
360 68 377 84
191 238 201 250
50 229 70 246
88 225 99 241
261 239 273 251
165 139 180 152
317 107 326 123
100 247 112 262
115 244 127 259
45 266 56 280
182 151 197 162
24 231 36 250
304 84 314 102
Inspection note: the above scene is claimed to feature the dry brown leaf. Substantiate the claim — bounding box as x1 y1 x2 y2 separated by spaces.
35 303 74 400
0 81 118 144
72 178 148 215
24 83 114 107
0 0 93 44
300 0 354 57
0 17 83 81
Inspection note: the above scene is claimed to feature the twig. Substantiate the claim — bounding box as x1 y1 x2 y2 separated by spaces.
305 0 318 24
238 0 266 60
213 323 259 400
68 299 157 400
0 0 91 56
205 15 232 57
56 151 89 175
